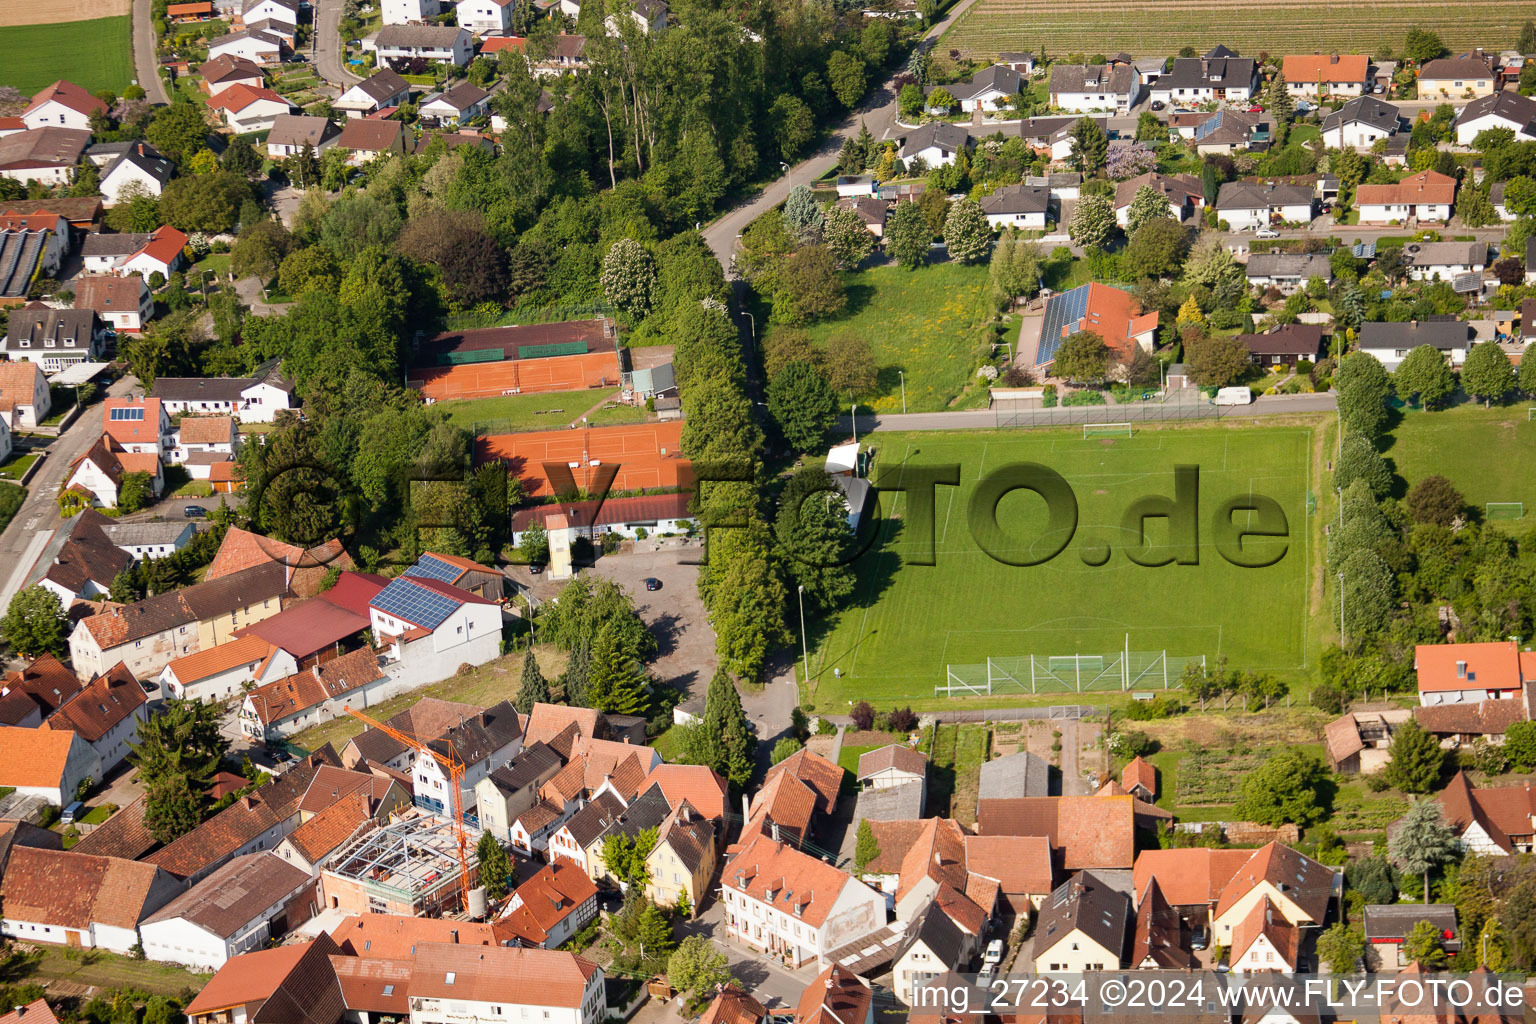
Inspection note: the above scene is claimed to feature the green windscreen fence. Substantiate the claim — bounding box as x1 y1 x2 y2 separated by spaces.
517 341 590 360
433 348 507 366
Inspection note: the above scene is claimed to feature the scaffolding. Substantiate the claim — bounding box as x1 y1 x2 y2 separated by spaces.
327 811 483 917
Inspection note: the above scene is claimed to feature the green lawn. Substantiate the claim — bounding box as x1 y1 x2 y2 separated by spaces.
19 945 205 996
763 262 994 414
0 452 39 482
1384 404 1536 528
923 722 991 823
0 17 134 94
804 424 1316 710
941 0 1523 59
432 389 641 433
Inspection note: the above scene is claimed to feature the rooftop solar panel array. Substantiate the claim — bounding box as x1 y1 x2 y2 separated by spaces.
1035 283 1090 366
371 577 458 630
403 554 462 584
1193 111 1224 142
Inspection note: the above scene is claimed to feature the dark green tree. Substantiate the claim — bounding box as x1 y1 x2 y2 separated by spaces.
515 647 550 713
885 200 931 270
1403 919 1448 967
563 637 592 706
116 471 154 513
477 832 512 900
1393 344 1455 408
1461 341 1516 405
1068 116 1108 175
1334 434 1392 498
585 621 650 716
854 817 881 873
768 360 838 453
1404 27 1448 62
1 586 67 658
1405 475 1466 526
774 467 857 612
1389 800 1460 902
1383 719 1447 794
1334 350 1393 440
1316 923 1366 972
1052 329 1111 383
701 667 755 788
130 698 229 844
1233 748 1328 827
1346 854 1398 905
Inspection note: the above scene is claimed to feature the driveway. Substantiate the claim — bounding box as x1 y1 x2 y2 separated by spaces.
131 0 169 105
520 539 719 708
683 901 822 1009
311 0 363 88
0 374 139 618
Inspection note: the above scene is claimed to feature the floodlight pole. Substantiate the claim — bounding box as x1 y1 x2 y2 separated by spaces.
898 370 907 414
1338 570 1345 646
850 399 858 444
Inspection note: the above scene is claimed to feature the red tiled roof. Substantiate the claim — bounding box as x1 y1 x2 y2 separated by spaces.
495 861 598 945
1132 847 1253 907
641 763 728 820
524 701 602 747
795 965 872 1024
963 834 1054 895
45 663 145 742
724 832 864 928
0 845 166 930
330 955 412 1016
1416 640 1528 693
1121 755 1157 796
895 817 968 903
245 648 384 724
407 943 598 1007
856 743 926 780
209 83 289 113
700 985 767 1024
178 415 233 444
26 81 107 119
70 793 159 860
1231 894 1300 967
206 526 354 599
1281 54 1369 84
976 794 1136 869
102 396 163 447
329 914 504 957
1213 842 1333 924
0 1000 61 1024
1438 770 1536 853
0 654 82 725
864 819 925 875
185 934 343 1021
1356 169 1456 209
745 769 817 841
130 225 188 269
164 634 276 685
479 35 526 53
0 726 80 790
234 594 371 659
286 790 372 862
764 747 843 815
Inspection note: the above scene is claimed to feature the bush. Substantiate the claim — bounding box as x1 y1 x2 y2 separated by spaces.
1311 683 1345 715
887 707 918 732
1122 695 1184 720
1042 384 1058 407
1108 729 1156 758
1061 389 1106 406
849 701 874 730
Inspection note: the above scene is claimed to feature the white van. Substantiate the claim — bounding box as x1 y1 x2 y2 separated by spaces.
1215 386 1252 406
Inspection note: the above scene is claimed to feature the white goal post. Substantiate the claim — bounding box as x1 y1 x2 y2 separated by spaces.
1083 423 1133 438
1487 502 1526 521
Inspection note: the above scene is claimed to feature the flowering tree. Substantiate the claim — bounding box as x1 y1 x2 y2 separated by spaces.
1106 142 1157 180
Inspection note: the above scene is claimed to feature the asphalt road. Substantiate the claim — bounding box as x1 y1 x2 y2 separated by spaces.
701 0 982 270
0 375 139 618
312 0 363 88
131 0 170 105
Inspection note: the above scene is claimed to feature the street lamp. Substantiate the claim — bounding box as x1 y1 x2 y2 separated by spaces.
1338 570 1346 647
898 370 907 414
743 311 755 351
850 399 858 444
797 584 810 687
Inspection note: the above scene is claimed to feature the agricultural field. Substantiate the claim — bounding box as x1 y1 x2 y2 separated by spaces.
760 262 995 415
1383 404 1536 530
940 0 1527 63
0 16 134 95
805 424 1317 710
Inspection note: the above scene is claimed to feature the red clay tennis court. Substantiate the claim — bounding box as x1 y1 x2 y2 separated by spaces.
408 351 619 401
476 421 690 497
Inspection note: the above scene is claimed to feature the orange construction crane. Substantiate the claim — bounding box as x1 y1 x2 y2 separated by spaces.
344 705 475 916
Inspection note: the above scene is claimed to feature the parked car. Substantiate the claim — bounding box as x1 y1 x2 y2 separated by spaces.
1246 104 1264 112
60 801 83 825
183 504 208 518
644 577 662 591
1216 386 1253 406
528 563 544 574
984 939 1004 965
1150 100 1165 111
1254 227 1280 239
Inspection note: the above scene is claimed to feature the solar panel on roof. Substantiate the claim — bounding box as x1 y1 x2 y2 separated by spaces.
372 578 458 630
403 555 461 583
1035 283 1090 366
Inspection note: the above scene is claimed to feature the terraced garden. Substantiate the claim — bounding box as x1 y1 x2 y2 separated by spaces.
941 0 1529 62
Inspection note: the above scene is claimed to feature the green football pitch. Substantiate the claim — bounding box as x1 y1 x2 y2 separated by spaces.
805 425 1316 708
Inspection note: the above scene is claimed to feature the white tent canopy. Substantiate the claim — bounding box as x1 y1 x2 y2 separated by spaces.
48 362 109 386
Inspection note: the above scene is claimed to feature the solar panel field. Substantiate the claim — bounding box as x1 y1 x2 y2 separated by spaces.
939 0 1527 63
803 424 1318 710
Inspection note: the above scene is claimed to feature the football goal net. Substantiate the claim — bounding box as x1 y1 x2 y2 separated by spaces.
1487 502 1526 520
1083 422 1133 439
1529 407 1536 421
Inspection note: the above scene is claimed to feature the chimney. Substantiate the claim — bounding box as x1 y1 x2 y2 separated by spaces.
771 821 781 843
451 929 459 943
741 793 750 824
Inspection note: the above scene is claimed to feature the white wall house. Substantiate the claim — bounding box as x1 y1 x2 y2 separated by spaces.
369 575 503 689
455 0 513 34
0 848 181 956
0 726 99 807
383 0 440 21
158 636 295 704
368 25 475 66
139 853 313 970
207 30 284 64
720 833 887 969
1320 97 1402 150
406 945 608 1024
21 82 105 132
1215 182 1315 231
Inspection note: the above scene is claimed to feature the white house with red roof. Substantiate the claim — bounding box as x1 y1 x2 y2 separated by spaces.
208 84 296 133
121 226 188 280
103 395 171 457
721 832 886 968
159 635 295 703
368 558 502 682
22 81 106 132
1416 640 1535 706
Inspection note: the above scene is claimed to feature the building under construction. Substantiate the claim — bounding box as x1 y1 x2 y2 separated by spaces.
321 811 485 918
